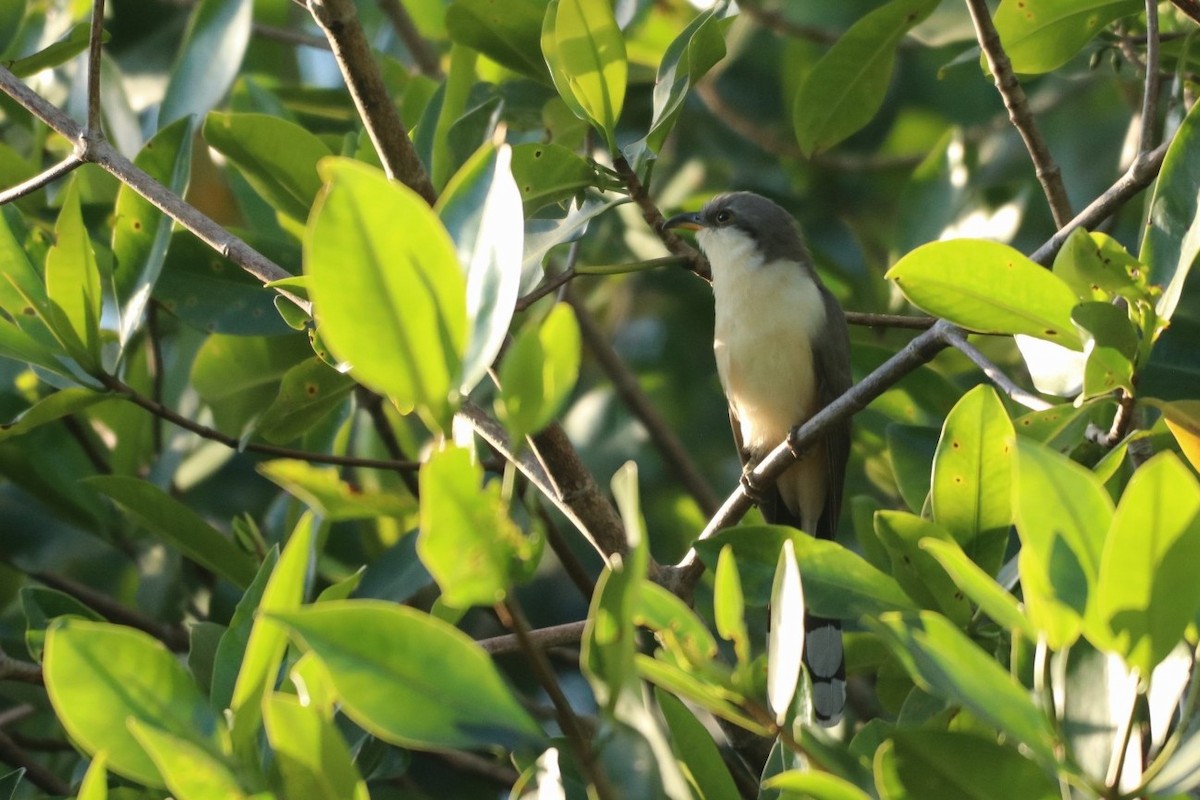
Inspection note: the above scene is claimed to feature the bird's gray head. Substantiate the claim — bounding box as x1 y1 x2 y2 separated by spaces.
664 191 813 268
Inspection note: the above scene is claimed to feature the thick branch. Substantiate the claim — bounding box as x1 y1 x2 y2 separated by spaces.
307 0 437 203
965 0 1073 228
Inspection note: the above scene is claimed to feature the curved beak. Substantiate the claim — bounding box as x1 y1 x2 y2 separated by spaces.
663 211 704 231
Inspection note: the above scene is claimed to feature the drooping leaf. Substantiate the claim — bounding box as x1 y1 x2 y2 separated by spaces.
764 770 871 800
77 752 107 800
793 0 939 156
160 0 252 127
887 239 1083 350
269 600 544 751
993 0 1142 75
1072 301 1138 399
305 158 466 433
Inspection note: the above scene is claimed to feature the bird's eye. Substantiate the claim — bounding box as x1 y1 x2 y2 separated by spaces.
714 210 733 225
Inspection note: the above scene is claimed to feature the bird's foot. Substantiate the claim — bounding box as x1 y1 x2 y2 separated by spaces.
786 426 811 460
739 467 768 505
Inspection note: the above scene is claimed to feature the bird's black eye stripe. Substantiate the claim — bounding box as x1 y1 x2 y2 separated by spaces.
714 209 733 224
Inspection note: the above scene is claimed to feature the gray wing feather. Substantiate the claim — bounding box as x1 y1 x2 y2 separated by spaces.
812 286 852 540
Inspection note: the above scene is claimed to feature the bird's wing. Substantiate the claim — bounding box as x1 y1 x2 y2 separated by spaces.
729 404 804 529
811 288 853 540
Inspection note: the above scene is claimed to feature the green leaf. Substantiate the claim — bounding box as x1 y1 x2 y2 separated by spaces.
269 600 544 751
875 729 1058 800
1073 301 1138 399
696 526 919 618
85 476 257 588
920 538 1037 640
543 0 627 150
203 112 332 226
110 116 194 350
496 302 581 444
436 142 524 395
993 0 1141 75
1141 315 1200 402
1053 227 1150 303
768 539 805 725
510 143 598 212
765 770 871 800
44 620 220 788
417 446 539 607
1012 439 1111 649
655 689 742 800
127 719 248 800
0 387 104 443
210 548 278 712
255 356 355 444
636 654 765 734
874 512 973 627
45 177 101 363
263 693 369 800
1142 96 1200 323
713 545 749 664
930 385 1014 575
305 158 466 433
77 751 108 800
6 22 96 78
445 0 548 81
188 621 223 694
1091 453 1200 675
872 611 1058 764
634 581 719 668
160 0 252 127
258 459 415 521
0 0 27 57
190 331 312 435
21 585 103 661
887 239 1083 349
793 0 939 156
885 423 939 513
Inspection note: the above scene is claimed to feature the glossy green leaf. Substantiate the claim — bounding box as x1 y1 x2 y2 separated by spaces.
522 195 622 292
1013 439 1111 648
874 512 972 626
930 385 1014 575
496 302 581 444
110 116 194 349
127 719 248 800
543 0 627 149
1142 96 1200 322
1073 301 1138 398
445 0 548 81
20 585 103 661
793 0 939 156
45 178 100 362
888 240 1083 349
1013 401 1102 453
6 22 95 78
634 581 719 668
885 423 939 513
203 112 332 225
256 357 355 444
655 689 741 800
875 729 1058 799
263 693 369 800
768 539 804 725
77 751 108 800
85 476 257 588
0 387 104 443
1053 227 1150 303
229 514 317 752
269 600 544 751
713 545 749 664
872 611 1057 764
305 158 466 433
436 142 523 394
417 445 539 607
993 0 1141 75
920 538 1037 639
1091 453 1200 674
190 332 312 435
510 143 598 212
765 770 871 800
210 548 278 712
636 655 765 734
160 0 252 127
259 459 415 521
696 526 919 617
44 620 220 788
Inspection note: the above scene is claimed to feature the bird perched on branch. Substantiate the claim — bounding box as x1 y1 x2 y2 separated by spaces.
666 192 851 726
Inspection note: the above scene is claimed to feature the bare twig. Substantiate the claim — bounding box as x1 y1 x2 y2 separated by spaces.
98 373 421 472
533 499 597 599
0 648 42 685
941 328 1053 412
61 414 112 474
478 619 586 655
433 750 517 787
86 0 106 134
1087 391 1137 447
29 570 190 651
0 729 71 796
156 0 332 49
496 599 615 800
1139 0 1162 159
375 0 443 79
357 387 421 496
569 292 723 516
306 0 437 203
965 0 1073 228
611 154 708 280
515 267 578 312
0 155 81 206
845 311 936 329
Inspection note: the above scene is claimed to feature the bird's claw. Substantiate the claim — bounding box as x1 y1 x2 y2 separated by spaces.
739 468 768 505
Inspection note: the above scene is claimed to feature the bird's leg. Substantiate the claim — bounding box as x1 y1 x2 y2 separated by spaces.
786 425 812 460
739 455 769 505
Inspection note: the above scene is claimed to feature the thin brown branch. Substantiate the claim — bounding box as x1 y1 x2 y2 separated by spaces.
61 414 112 474
478 619 586 655
1170 0 1200 26
357 387 421 496
941 327 1053 412
515 267 577 312
534 499 596 599
845 311 936 329
495 599 615 800
98 373 421 472
0 648 42 685
612 154 708 281
306 0 437 203
569 292 723 517
156 0 332 49
432 750 517 787
0 729 71 796
1087 391 1137 447
29 570 190 651
0 155 81 206
86 0 106 134
375 0 443 79
1139 0 1162 158
965 0 1073 228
